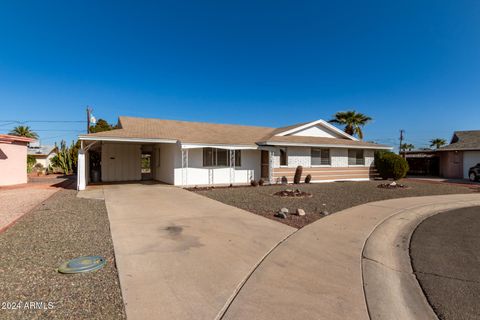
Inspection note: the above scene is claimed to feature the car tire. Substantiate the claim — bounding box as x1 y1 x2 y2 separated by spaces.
470 172 477 182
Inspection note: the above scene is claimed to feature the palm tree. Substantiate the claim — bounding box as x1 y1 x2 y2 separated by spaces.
401 143 415 152
430 138 446 149
9 125 38 139
328 110 372 140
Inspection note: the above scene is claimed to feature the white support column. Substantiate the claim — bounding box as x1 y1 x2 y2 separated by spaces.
269 150 275 184
77 145 86 191
229 149 235 185
181 148 189 187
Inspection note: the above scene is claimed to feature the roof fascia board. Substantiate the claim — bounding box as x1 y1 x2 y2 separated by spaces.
78 136 177 144
274 119 359 141
258 141 392 150
181 143 258 150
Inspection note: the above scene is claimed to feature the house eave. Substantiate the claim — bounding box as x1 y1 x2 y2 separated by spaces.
78 135 178 144
257 141 392 150
180 143 258 150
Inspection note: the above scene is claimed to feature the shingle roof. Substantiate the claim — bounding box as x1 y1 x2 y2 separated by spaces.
84 116 276 146
438 130 480 151
27 145 56 156
79 116 390 149
0 134 34 143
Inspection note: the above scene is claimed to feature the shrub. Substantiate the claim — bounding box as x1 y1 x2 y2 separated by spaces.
258 178 264 186
281 176 288 184
250 179 258 187
293 166 303 184
375 151 409 180
27 155 36 173
305 174 312 184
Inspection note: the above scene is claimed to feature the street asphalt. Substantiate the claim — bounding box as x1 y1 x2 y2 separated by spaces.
410 206 480 320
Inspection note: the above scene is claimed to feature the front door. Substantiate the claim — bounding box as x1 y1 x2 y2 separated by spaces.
261 150 269 179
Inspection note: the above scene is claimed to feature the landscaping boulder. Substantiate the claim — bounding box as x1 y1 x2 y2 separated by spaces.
280 208 289 214
321 210 330 216
296 208 306 216
275 212 287 219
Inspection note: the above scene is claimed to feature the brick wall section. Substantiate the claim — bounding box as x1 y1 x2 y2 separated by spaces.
270 147 376 183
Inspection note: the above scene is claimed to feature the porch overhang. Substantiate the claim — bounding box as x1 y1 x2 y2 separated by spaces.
180 143 258 150
256 141 393 150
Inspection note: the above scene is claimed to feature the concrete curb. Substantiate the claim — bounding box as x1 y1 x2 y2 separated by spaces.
362 199 480 320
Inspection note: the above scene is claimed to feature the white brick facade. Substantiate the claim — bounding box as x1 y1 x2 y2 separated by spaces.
272 147 375 168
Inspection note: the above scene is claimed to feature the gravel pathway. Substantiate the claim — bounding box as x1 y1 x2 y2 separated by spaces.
410 206 480 320
0 188 58 231
0 190 126 319
191 180 479 228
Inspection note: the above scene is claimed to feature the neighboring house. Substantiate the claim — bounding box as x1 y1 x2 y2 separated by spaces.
27 141 57 169
0 134 34 186
437 130 480 179
77 116 392 190
404 149 439 176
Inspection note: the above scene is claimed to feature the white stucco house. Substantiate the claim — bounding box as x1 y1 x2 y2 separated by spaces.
27 141 57 169
77 116 391 190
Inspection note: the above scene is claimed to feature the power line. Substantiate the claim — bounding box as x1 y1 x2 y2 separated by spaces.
0 120 86 123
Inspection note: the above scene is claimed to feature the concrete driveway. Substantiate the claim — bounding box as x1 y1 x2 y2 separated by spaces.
102 184 295 320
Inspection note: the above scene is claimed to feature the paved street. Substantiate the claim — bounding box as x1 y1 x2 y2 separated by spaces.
411 206 480 320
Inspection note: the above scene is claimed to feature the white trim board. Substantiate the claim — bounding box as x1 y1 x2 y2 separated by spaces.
274 119 359 141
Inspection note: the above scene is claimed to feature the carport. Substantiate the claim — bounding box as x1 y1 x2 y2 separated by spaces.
77 136 177 190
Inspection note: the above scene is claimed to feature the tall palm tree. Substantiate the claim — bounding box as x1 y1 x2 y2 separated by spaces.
430 138 446 149
328 110 372 140
9 125 38 139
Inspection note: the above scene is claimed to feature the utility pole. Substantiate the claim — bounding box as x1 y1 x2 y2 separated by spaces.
86 107 92 133
399 129 405 157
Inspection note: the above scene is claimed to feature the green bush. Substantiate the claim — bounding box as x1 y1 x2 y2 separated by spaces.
27 155 36 173
375 151 409 180
294 166 303 184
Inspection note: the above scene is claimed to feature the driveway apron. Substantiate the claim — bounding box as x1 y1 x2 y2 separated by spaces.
103 184 294 320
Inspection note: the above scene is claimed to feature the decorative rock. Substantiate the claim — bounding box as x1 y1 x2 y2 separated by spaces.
285 189 293 192
296 208 306 216
321 210 330 216
389 181 397 187
280 208 289 214
275 212 287 219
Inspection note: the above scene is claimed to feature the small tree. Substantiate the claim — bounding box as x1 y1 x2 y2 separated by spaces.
375 151 409 180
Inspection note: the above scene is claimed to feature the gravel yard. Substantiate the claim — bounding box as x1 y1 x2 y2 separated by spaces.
191 180 479 228
0 190 126 319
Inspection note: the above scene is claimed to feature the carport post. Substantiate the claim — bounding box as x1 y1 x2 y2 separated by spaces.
229 149 235 185
77 141 86 190
181 148 189 187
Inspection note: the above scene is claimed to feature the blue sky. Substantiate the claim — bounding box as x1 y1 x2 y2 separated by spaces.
0 1 479 149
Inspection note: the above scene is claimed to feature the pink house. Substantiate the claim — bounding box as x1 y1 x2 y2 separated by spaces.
0 134 34 186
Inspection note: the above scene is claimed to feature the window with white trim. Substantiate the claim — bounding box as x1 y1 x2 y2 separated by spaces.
311 148 330 165
202 148 241 167
348 149 365 165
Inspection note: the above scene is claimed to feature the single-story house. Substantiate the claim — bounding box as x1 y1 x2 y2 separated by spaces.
437 130 480 179
27 141 57 169
77 116 392 190
0 134 35 186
